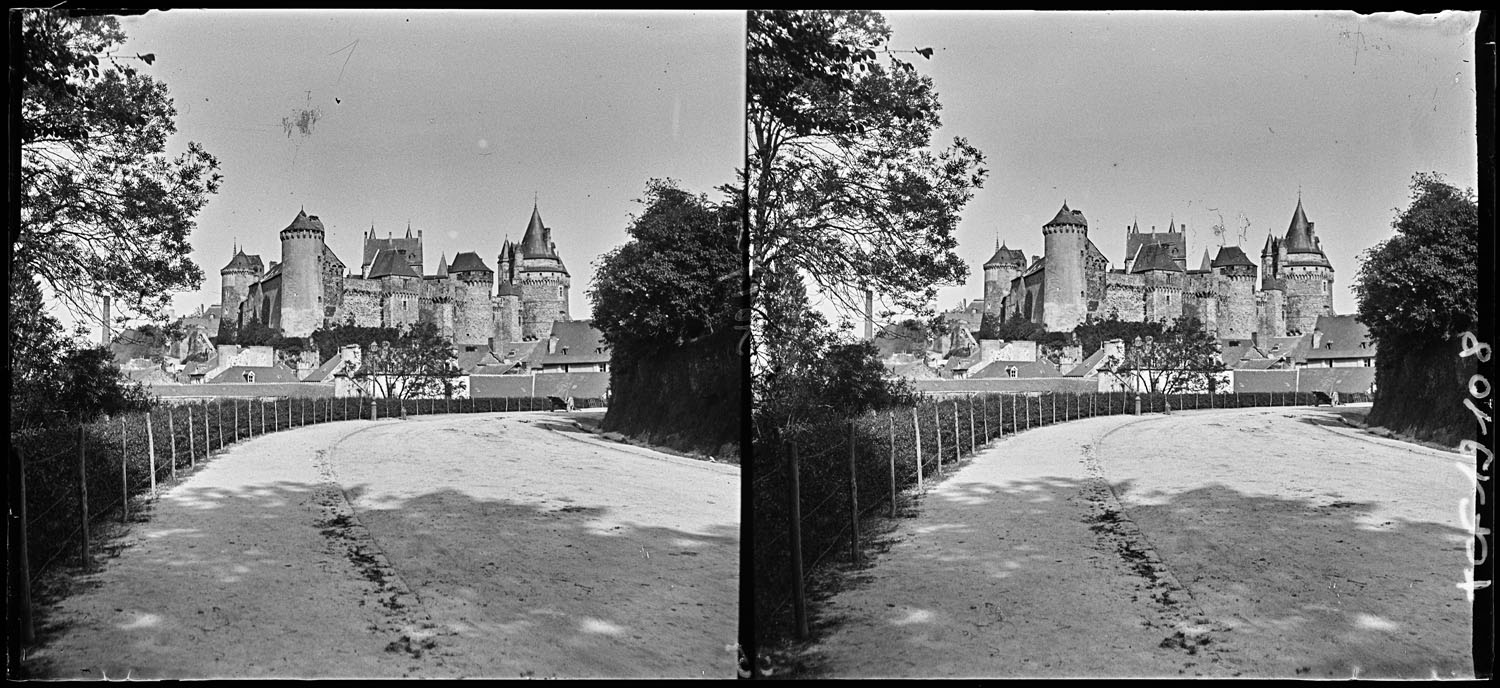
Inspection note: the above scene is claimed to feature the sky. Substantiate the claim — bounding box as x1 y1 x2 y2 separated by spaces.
99 9 744 333
868 10 1479 322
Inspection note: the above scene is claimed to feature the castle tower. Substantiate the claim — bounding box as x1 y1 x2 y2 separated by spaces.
514 203 571 340
1041 203 1089 332
448 252 496 347
982 239 1027 320
219 246 263 337
1211 245 1258 341
361 224 423 278
367 248 421 330
279 210 327 337
1277 197 1334 336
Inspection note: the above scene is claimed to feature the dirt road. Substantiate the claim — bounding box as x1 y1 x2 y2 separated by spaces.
802 405 1473 679
26 410 739 679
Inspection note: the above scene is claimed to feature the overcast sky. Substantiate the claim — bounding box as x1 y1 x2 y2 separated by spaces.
874 9 1479 321
111 9 744 327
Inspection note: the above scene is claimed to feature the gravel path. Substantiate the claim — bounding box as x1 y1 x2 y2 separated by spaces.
26 410 739 679
802 405 1473 679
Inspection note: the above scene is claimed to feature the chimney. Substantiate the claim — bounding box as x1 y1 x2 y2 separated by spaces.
864 289 874 342
100 295 111 347
1312 328 1324 350
548 335 559 354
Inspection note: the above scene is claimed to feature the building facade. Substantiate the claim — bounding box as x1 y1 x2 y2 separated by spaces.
221 203 573 346
985 197 1335 340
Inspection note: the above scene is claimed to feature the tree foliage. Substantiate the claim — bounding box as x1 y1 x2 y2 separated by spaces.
1099 316 1228 395
748 9 987 360
16 9 221 324
1354 172 1479 345
1073 315 1167 357
588 179 742 361
345 323 465 400
309 322 404 363
10 276 151 429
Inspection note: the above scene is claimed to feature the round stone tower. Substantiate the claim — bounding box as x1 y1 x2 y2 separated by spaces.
982 239 1027 321
1041 203 1089 332
1278 198 1334 336
279 209 326 337
516 204 571 340
219 246 262 337
448 252 496 347
1211 245 1259 341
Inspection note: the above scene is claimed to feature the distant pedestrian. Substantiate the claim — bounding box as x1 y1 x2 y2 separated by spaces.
565 395 575 412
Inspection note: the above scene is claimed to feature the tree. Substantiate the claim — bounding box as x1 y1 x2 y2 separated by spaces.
346 323 464 400
1353 172 1480 444
979 313 1050 342
748 10 987 369
16 9 221 325
1073 315 1167 358
589 179 743 455
589 178 742 360
1354 172 1478 344
1100 316 1228 395
10 275 151 429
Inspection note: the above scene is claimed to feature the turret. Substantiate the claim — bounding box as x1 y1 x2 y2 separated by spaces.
219 245 264 338
279 210 326 337
515 203 571 340
1041 203 1088 332
982 239 1027 319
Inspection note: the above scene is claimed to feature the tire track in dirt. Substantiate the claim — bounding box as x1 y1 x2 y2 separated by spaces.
1078 437 1237 674
311 430 469 676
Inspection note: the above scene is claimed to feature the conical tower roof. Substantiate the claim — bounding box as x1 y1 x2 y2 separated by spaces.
282 209 324 233
436 253 449 276
1045 203 1087 228
1198 248 1213 272
1212 245 1256 268
519 203 555 258
984 240 1027 268
1283 198 1318 252
221 249 263 274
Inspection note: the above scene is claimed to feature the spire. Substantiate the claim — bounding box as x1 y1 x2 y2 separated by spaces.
436 252 449 276
1284 197 1317 251
1168 216 1177 233
520 203 552 257
405 221 413 239
1199 248 1212 272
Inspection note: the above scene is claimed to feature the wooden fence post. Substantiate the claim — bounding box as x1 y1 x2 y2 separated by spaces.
168 407 177 481
888 411 897 518
215 401 222 450
10 446 34 652
968 396 976 453
187 405 196 468
789 443 807 640
934 403 943 477
847 420 860 565
982 394 989 443
234 400 240 443
146 412 157 498
120 421 129 523
952 400 961 460
78 426 90 571
912 405 924 491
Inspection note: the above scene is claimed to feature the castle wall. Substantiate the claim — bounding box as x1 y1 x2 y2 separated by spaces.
1256 289 1287 340
1217 266 1258 341
1142 272 1183 323
494 294 521 344
1283 270 1333 336
983 266 1017 318
320 257 344 330
1102 273 1145 321
382 283 420 330
340 278 384 328
453 277 495 346
520 271 569 340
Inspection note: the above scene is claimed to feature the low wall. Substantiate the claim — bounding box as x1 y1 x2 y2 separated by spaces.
469 372 610 400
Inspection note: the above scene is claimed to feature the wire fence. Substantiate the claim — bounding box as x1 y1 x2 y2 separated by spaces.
751 388 1368 645
6 392 604 659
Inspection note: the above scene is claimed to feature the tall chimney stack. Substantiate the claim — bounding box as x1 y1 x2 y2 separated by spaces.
864 289 874 342
100 295 111 347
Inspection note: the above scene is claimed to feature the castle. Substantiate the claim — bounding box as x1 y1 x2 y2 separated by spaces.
220 204 573 346
981 197 1335 341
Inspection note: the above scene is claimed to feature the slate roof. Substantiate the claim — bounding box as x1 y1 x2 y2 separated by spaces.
970 359 1062 379
209 365 302 384
367 248 420 279
1130 243 1185 273
1064 347 1109 377
282 210 325 233
519 204 557 258
303 353 350 383
448 251 492 274
1303 314 1375 361
222 250 264 274
1045 203 1087 228
526 321 610 367
1211 245 1256 268
984 242 1028 268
